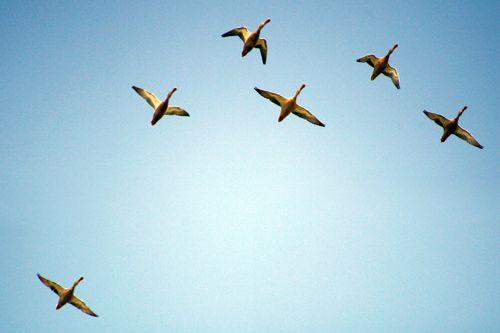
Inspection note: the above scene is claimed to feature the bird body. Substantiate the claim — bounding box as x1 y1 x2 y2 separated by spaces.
279 98 298 122
55 277 81 309
37 274 98 317
357 44 400 89
441 118 459 143
222 19 270 64
242 29 261 56
151 98 173 126
277 85 305 122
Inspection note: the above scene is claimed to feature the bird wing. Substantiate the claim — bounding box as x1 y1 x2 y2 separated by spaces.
254 87 286 106
423 111 450 128
37 274 65 296
255 38 267 64
69 295 98 317
132 86 161 109
356 54 378 68
454 125 483 149
221 27 250 42
383 64 400 89
292 105 325 127
166 106 190 117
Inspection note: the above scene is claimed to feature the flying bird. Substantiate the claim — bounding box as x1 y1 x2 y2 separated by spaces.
132 86 189 126
37 274 98 317
357 44 400 89
221 19 271 64
254 84 325 127
423 106 483 149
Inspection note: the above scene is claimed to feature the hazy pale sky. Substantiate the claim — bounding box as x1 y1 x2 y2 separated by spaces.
0 1 498 332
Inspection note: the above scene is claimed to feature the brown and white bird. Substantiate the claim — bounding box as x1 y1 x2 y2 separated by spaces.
132 86 189 126
423 106 483 149
254 84 325 127
37 274 98 317
221 19 271 64
357 44 400 89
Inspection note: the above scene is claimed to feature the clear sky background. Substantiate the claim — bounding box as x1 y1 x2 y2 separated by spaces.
0 1 498 332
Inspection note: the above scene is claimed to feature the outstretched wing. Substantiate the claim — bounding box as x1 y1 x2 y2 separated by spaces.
132 86 161 109
423 111 450 128
292 105 325 127
383 64 400 89
69 295 99 317
356 54 378 68
255 38 267 64
166 106 190 117
454 125 483 149
37 274 64 296
221 27 250 42
254 87 286 107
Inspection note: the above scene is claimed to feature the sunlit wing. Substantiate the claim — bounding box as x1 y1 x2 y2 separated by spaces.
383 64 400 89
254 87 286 107
132 86 161 109
356 54 378 68
37 274 64 296
423 111 450 128
292 105 325 127
69 295 98 317
255 38 267 64
221 27 250 42
165 106 190 117
454 125 483 149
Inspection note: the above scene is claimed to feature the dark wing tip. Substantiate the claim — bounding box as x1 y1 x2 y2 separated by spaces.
132 86 140 92
254 87 267 98
314 119 326 127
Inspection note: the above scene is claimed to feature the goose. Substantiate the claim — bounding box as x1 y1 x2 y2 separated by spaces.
132 86 189 126
221 19 271 64
37 274 98 317
357 44 400 89
254 84 325 127
423 106 483 149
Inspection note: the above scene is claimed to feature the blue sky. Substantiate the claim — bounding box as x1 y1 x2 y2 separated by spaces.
0 1 498 332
